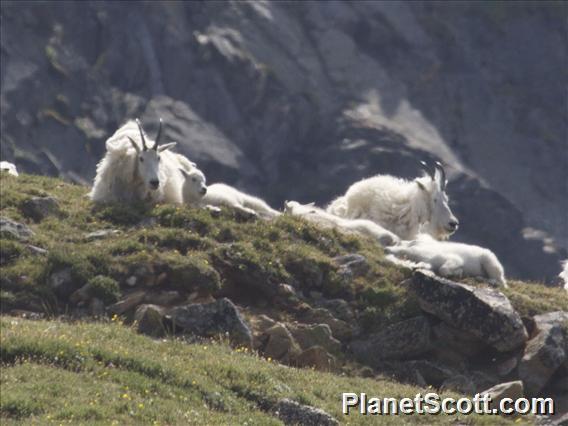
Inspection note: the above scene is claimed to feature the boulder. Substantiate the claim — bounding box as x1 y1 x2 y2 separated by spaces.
69 283 93 304
89 297 105 317
48 267 75 298
261 323 301 363
273 398 339 426
300 306 354 341
318 298 355 322
480 381 524 413
287 323 342 355
107 291 147 315
0 217 33 240
295 346 337 371
351 316 432 367
144 290 182 306
409 270 528 352
167 298 253 348
20 196 61 222
332 254 369 277
440 375 476 395
134 304 167 337
518 311 568 396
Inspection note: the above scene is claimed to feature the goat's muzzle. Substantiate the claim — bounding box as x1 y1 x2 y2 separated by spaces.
149 179 160 190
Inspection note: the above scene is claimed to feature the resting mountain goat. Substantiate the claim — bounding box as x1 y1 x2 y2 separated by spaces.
285 201 399 247
560 260 568 291
327 162 459 240
182 181 280 219
386 234 506 287
90 119 193 204
0 161 18 177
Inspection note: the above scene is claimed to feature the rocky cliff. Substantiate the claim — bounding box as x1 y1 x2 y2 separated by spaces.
1 1 566 282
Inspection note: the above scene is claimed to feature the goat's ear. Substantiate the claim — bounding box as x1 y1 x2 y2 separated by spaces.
158 142 177 152
127 137 141 153
179 168 189 178
415 179 427 191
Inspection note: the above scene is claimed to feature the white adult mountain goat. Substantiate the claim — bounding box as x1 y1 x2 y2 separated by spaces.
560 260 568 291
0 161 18 177
90 119 192 204
386 234 506 287
285 201 399 247
181 180 281 219
327 162 459 240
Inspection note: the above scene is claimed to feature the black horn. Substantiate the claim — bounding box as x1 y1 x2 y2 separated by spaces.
135 118 148 151
153 118 163 150
435 161 447 190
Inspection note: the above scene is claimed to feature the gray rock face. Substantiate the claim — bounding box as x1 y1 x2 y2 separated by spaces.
518 311 568 396
1 2 565 283
409 270 528 352
167 298 253 348
0 217 33 240
48 268 75 298
20 196 61 222
273 398 338 426
287 323 342 355
351 316 432 366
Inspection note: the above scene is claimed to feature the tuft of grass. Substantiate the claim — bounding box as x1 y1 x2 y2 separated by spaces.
87 275 120 305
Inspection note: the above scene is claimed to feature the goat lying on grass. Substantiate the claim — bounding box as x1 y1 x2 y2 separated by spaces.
386 234 506 287
285 200 399 247
327 161 459 240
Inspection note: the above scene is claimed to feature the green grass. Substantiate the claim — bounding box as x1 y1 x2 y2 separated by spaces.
0 317 518 425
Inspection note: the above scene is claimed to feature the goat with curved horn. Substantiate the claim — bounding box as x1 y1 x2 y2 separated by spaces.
153 118 163 150
435 161 447 190
135 118 148 151
419 160 435 180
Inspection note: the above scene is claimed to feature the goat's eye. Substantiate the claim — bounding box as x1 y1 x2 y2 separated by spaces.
158 156 161 161
192 178 197 182
139 157 144 163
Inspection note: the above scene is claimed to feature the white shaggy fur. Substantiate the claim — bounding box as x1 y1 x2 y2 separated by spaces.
196 183 281 219
386 234 506 287
285 201 400 247
327 165 458 240
560 260 568 291
89 120 193 204
179 167 208 206
0 161 18 177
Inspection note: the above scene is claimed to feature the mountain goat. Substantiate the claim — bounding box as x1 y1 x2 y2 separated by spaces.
179 167 208 206
183 182 281 219
560 260 568 291
90 119 192 204
285 200 399 247
327 162 459 240
0 161 18 177
386 234 506 287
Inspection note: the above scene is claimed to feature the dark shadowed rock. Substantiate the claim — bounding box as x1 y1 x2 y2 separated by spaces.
20 196 61 222
287 323 342 355
0 217 33 240
295 346 337 372
273 398 338 426
108 290 146 315
351 316 432 367
48 268 75 298
409 270 528 352
167 298 253 348
300 306 354 341
134 304 167 337
518 311 568 396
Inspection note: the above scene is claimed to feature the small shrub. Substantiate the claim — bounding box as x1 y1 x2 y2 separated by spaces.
0 239 24 265
87 275 120 304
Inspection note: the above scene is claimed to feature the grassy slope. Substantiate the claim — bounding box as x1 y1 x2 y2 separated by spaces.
1 318 517 426
1 173 565 425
